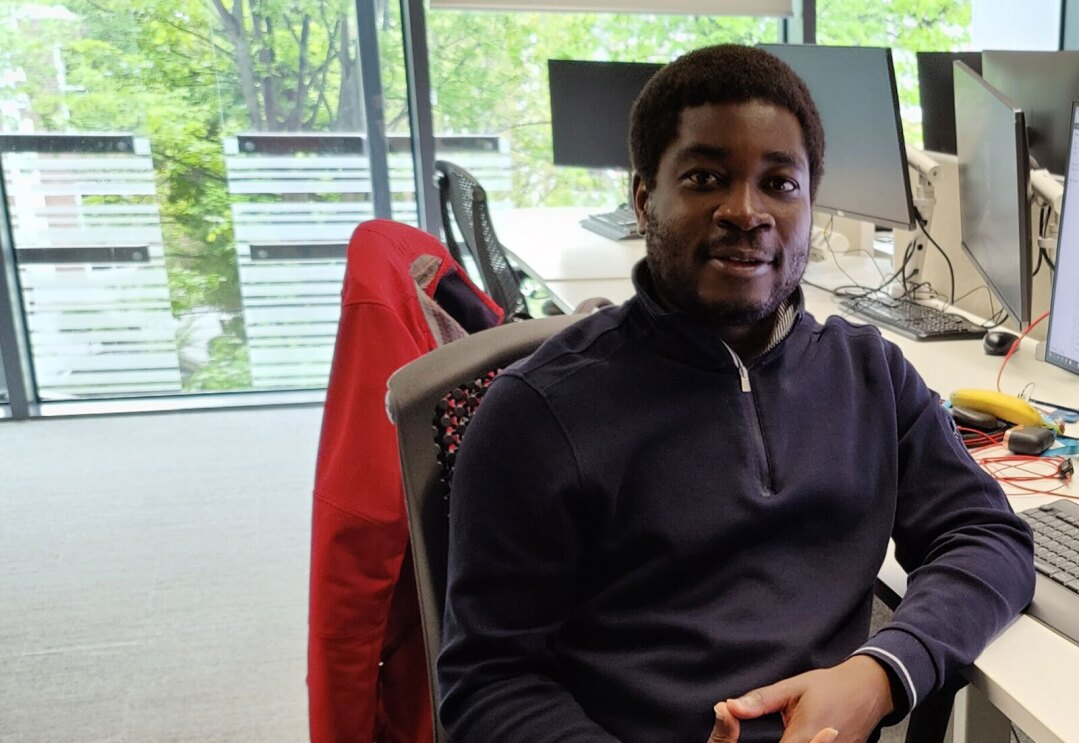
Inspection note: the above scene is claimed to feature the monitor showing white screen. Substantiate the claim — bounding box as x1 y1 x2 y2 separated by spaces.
1044 102 1079 375
953 61 1033 328
759 44 915 230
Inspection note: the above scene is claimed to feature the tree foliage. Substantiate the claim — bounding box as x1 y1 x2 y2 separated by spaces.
0 0 971 392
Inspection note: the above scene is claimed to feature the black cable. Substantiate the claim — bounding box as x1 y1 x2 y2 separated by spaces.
1033 245 1044 276
818 216 890 290
914 214 955 304
1042 246 1056 272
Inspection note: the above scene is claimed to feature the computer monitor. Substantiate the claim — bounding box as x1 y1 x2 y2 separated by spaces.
1044 102 1079 375
759 44 916 231
917 51 983 155
547 59 663 170
953 61 1033 328
982 51 1079 175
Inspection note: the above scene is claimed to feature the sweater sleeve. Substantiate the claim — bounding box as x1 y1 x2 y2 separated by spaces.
854 343 1035 717
438 374 619 742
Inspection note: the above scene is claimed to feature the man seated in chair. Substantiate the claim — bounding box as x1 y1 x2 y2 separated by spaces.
437 44 1034 743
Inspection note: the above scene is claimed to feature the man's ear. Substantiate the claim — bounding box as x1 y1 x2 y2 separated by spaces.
632 172 649 235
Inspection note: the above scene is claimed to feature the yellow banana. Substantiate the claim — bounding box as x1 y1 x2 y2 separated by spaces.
949 388 1047 428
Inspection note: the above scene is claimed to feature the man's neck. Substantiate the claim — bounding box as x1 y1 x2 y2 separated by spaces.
715 316 778 362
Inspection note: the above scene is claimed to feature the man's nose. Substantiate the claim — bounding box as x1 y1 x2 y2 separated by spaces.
715 182 773 231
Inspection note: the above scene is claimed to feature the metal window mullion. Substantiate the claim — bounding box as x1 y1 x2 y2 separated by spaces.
0 156 38 419
356 0 394 219
782 0 815 44
400 0 441 236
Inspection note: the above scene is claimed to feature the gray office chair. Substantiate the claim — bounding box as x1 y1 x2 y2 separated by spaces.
386 314 581 742
433 159 532 320
387 313 955 743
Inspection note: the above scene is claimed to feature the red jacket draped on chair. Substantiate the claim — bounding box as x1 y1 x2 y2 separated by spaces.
308 219 502 742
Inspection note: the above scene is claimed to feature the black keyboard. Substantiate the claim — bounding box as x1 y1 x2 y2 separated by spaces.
1019 500 1079 645
840 296 987 341
581 207 639 241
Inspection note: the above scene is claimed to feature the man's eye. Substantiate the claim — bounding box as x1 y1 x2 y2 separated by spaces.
685 171 722 188
766 177 798 193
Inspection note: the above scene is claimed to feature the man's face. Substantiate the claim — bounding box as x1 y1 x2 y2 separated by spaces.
635 100 813 325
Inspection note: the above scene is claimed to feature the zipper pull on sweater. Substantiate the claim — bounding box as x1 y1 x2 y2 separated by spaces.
738 365 751 393
722 342 752 393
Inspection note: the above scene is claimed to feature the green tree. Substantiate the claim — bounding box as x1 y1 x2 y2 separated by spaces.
0 0 973 394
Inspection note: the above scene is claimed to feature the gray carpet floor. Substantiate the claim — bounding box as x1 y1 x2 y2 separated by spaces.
1 406 322 742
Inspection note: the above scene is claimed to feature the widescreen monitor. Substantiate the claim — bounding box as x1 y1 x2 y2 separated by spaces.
759 44 916 231
917 51 983 155
953 61 1033 328
1044 102 1079 375
982 50 1079 175
547 59 663 170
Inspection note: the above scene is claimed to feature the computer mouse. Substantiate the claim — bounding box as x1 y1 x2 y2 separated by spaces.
983 330 1019 356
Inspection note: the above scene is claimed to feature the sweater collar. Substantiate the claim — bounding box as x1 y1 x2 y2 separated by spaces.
629 259 805 368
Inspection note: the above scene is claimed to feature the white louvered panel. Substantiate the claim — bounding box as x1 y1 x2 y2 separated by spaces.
25 307 177 334
13 226 165 247
245 321 340 339
29 328 179 346
22 289 172 312
240 304 342 326
233 223 361 245
237 262 348 284
36 365 182 387
225 177 376 194
2 139 183 397
18 263 169 288
238 285 343 305
32 349 181 371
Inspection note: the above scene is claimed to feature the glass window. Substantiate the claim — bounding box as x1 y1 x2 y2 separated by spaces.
404 10 783 214
0 0 381 398
816 0 974 148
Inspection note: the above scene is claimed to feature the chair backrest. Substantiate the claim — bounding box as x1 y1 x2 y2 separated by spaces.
434 159 529 320
386 314 579 741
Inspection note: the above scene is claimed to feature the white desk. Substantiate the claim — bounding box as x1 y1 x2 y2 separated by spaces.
498 209 1079 743
494 207 645 282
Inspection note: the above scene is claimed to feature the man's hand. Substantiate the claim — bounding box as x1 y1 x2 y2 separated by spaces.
706 656 894 743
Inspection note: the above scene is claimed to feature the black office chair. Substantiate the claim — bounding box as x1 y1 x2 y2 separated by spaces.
433 159 532 320
386 314 581 742
387 313 954 743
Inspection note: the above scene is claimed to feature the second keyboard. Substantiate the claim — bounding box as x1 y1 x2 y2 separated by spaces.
840 296 987 341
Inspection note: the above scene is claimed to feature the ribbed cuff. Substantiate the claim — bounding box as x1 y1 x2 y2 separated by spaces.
853 627 938 718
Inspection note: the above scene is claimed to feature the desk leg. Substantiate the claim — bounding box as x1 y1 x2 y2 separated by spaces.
949 685 1012 743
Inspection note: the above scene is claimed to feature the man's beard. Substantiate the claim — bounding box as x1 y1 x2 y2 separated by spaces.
643 207 809 326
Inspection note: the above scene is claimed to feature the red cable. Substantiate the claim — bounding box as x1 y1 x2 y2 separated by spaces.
995 311 1050 393
977 453 1072 496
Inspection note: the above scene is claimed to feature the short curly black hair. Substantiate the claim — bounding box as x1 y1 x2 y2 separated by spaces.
630 44 825 200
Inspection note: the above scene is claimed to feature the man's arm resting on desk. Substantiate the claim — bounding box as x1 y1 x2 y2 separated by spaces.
855 341 1035 718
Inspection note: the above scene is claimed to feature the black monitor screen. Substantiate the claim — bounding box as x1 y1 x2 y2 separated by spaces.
548 59 662 170
982 50 1079 175
917 51 983 155
953 61 1032 328
759 44 915 230
1045 102 1079 375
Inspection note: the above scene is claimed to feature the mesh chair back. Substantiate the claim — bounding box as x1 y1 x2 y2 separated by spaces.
434 159 529 319
386 314 579 741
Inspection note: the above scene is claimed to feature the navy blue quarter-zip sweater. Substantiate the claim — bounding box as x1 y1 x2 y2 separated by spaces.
439 263 1035 743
